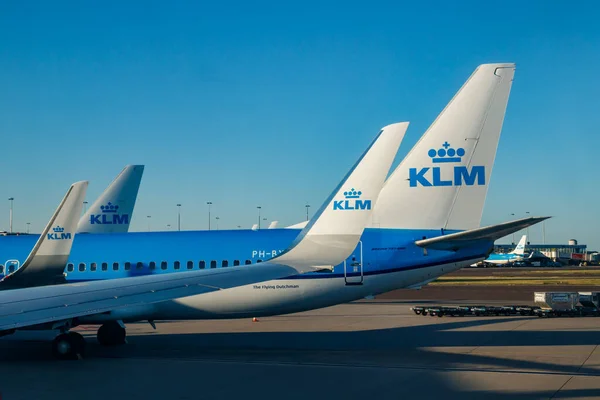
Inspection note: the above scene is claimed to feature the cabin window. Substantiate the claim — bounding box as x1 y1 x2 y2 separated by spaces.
67 263 74 272
91 262 97 272
257 259 262 263
78 263 86 272
113 262 119 271
199 260 206 269
0 265 4 274
124 262 131 271
174 261 180 270
210 260 217 269
245 260 252 265
102 262 108 271
136 262 143 270
233 260 240 266
222 260 228 268
149 261 156 270
187 261 194 270
161 261 167 270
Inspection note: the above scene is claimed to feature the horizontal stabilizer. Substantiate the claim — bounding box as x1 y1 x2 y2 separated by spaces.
415 217 550 251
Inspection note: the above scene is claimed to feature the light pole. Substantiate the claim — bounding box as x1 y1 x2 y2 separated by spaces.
26 222 30 234
542 220 546 244
215 216 220 230
257 206 261 229
305 204 310 221
83 201 89 213
510 213 515 243
525 211 530 243
177 203 182 231
207 202 212 230
147 215 151 231
8 197 14 234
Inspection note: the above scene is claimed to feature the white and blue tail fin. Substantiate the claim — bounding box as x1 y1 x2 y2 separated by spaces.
77 165 144 234
370 64 516 230
273 123 408 271
511 235 527 255
1 181 88 287
268 221 279 229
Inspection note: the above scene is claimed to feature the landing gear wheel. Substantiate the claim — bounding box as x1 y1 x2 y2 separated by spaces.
97 321 126 346
52 332 86 360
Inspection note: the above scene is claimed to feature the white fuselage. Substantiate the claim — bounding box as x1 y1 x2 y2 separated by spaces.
80 257 480 324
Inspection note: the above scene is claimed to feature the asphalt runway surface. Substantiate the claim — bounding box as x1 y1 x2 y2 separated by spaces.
2 298 600 400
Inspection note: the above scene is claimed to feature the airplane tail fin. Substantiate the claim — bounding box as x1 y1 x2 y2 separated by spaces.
1 181 88 288
510 235 527 255
370 63 516 230
273 123 408 271
268 221 279 229
77 165 144 233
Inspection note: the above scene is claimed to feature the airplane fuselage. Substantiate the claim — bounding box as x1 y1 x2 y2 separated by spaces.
0 228 490 322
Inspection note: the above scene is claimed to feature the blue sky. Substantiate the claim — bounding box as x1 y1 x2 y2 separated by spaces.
0 1 598 248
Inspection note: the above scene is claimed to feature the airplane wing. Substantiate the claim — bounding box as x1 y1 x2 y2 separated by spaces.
415 216 550 251
77 165 144 234
0 263 323 332
0 122 408 334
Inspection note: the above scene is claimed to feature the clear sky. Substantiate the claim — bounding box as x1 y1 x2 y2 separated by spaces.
0 1 598 249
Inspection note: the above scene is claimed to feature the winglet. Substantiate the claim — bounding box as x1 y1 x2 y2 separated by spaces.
273 122 409 271
1 181 88 287
77 165 144 233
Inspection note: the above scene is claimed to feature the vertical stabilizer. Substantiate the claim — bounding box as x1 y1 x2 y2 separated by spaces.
511 235 527 255
77 165 144 233
370 64 515 230
275 122 408 269
1 181 88 287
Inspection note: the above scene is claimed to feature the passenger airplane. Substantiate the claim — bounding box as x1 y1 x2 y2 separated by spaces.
0 117 405 359
0 63 546 347
483 235 530 265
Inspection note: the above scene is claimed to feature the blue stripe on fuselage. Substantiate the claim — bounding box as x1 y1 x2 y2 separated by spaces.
0 228 491 281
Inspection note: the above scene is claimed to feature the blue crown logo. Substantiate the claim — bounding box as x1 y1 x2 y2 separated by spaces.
100 202 119 213
53 226 65 233
343 188 362 199
428 141 465 163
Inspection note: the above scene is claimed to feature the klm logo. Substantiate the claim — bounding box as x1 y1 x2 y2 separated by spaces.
409 142 485 187
90 202 129 225
47 225 72 240
333 188 372 210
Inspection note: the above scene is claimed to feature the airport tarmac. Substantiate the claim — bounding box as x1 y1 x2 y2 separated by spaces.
2 300 600 400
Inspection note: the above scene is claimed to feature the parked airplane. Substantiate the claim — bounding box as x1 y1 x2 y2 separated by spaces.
0 64 546 347
483 235 529 265
0 119 405 359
